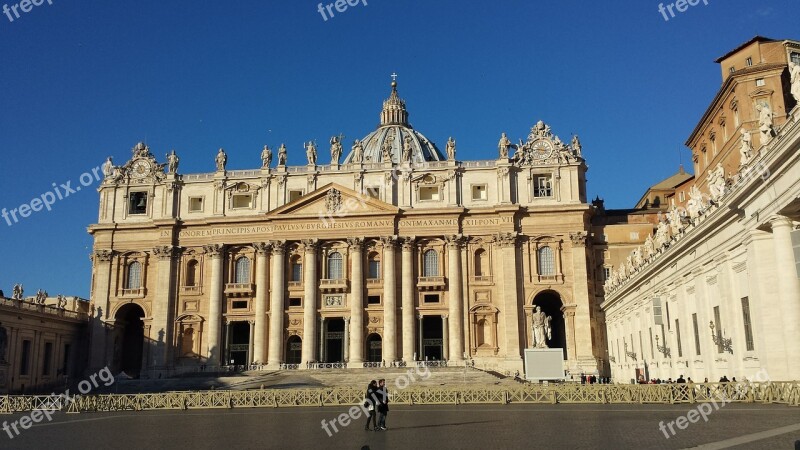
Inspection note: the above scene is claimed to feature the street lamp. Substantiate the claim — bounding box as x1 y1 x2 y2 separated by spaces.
709 321 733 353
654 335 671 358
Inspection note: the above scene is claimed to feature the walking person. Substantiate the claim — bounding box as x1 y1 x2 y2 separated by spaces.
377 378 389 430
364 380 378 431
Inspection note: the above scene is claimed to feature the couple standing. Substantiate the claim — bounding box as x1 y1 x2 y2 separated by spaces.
364 379 389 431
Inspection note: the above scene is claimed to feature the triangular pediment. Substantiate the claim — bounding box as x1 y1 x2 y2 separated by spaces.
267 183 399 218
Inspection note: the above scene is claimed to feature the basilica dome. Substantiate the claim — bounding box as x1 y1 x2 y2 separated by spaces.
342 81 445 164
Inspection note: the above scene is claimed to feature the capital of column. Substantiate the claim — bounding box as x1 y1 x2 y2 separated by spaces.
269 240 286 255
302 238 319 253
441 314 449 319
569 231 588 247
203 244 225 258
380 235 398 248
92 249 114 263
153 245 179 260
347 237 364 251
445 234 467 249
254 242 273 255
401 236 416 252
496 232 518 248
769 215 795 230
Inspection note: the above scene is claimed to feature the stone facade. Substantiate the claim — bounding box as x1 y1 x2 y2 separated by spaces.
87 82 605 376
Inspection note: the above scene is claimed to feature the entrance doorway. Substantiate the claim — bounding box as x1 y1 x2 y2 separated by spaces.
114 303 145 376
227 322 250 365
324 318 345 363
533 291 567 359
366 334 382 362
285 336 302 365
421 316 443 361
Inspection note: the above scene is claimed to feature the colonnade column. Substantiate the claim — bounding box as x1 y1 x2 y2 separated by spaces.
770 216 800 374
446 235 464 362
401 237 416 362
204 244 224 366
267 241 286 367
382 236 398 362
497 233 522 363
301 239 319 365
89 250 114 372
349 238 365 364
253 242 271 364
151 245 177 369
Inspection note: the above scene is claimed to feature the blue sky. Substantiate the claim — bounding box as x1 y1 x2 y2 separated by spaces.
0 0 795 297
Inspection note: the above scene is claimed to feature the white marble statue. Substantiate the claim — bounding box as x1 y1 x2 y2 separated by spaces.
102 157 114 179
686 185 706 219
655 220 670 249
756 103 775 144
261 145 273 169
668 206 684 235
626 254 635 275
329 136 343 165
498 133 511 158
351 140 363 164
402 135 413 163
446 137 456 161
571 135 582 157
381 139 392 162
708 163 727 201
277 144 287 166
305 141 317 165
739 128 754 166
634 246 644 268
530 306 552 349
644 234 655 259
167 150 179 174
215 148 227 172
790 61 800 105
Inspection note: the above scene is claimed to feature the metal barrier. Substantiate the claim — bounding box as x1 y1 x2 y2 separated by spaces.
1 382 797 414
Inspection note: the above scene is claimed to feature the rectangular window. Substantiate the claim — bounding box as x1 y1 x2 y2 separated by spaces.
231 194 253 209
713 306 723 354
368 260 380 279
232 300 249 309
693 313 701 356
638 331 644 361
629 232 639 241
288 190 304 202
652 298 663 326
20 340 31 376
649 328 654 359
188 197 204 212
128 192 148 215
675 319 683 358
365 186 380 199
729 66 735 74
666 302 671 330
533 176 552 198
419 186 440 201
423 294 439 304
755 78 765 87
42 342 53 376
741 297 754 351
746 57 753 66
291 263 302 282
603 267 611 281
62 344 71 375
792 52 800 65
367 295 381 305
288 298 301 308
471 184 487 201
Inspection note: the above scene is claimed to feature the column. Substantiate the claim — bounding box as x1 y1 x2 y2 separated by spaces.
151 246 177 369
205 244 224 366
301 239 319 365
267 241 286 367
382 236 398 362
401 238 416 362
224 321 232 365
89 250 113 372
770 216 800 375
319 316 325 364
418 314 424 359
446 236 464 362
248 320 255 365
569 232 594 368
343 317 350 364
497 233 522 362
349 238 365 363
253 242 271 364
442 314 450 360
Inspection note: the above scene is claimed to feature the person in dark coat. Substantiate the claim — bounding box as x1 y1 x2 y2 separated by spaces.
377 378 389 430
364 380 378 431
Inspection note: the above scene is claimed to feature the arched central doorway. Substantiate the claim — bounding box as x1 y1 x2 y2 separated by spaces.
114 303 145 376
366 334 382 363
532 291 567 360
285 336 302 365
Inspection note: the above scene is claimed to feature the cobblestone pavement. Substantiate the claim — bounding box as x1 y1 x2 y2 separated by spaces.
3 404 799 449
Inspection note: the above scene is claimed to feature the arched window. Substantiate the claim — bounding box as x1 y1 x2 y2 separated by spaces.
185 260 198 287
474 249 488 277
126 261 142 289
368 252 381 279
234 257 251 284
423 249 439 277
537 246 555 276
327 252 343 280
290 255 303 282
